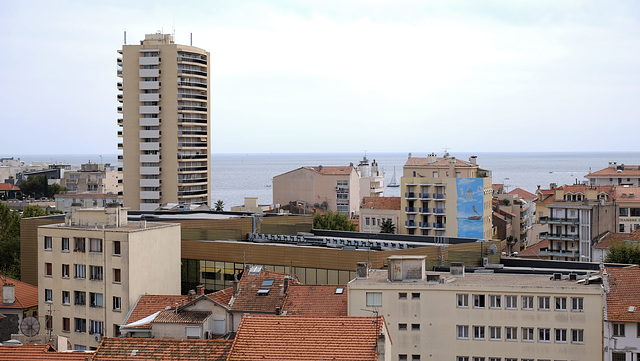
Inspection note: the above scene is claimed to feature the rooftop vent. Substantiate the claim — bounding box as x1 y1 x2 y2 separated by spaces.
450 262 465 277
356 262 369 279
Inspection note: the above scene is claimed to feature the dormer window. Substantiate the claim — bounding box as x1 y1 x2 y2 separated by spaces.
261 279 275 287
257 289 270 296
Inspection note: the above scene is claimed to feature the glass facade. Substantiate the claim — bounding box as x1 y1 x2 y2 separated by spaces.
181 258 357 294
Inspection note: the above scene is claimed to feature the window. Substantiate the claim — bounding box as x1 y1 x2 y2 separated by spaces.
74 318 86 333
74 264 86 279
45 289 52 303
457 358 469 361
399 356 408 361
538 296 550 310
613 323 625 336
489 295 501 309
114 268 121 283
399 292 407 300
62 237 69 251
62 264 69 278
113 241 121 255
412 355 420 361
571 297 584 312
473 326 485 340
571 329 584 343
74 291 86 305
399 323 407 331
472 358 485 361
412 292 420 300
620 208 629 216
45 315 53 330
365 217 370 226
522 327 534 342
489 326 501 340
411 324 420 331
62 317 70 332
89 266 103 280
457 294 469 308
89 238 103 253
620 224 626 232
538 328 550 342
522 296 534 310
505 327 517 341
45 262 52 276
555 297 567 311
44 236 52 250
505 359 518 361
489 359 501 361
366 292 382 307
62 291 70 305
261 279 274 287
74 237 85 252
555 328 567 343
505 295 517 309
457 325 469 339
612 353 626 361
473 295 485 308
89 320 104 335
113 296 122 311
90 292 104 308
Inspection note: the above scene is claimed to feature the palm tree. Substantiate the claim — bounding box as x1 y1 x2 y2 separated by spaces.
214 200 224 211
380 219 396 234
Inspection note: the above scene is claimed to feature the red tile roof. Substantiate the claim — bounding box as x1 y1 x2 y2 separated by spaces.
206 287 233 307
612 186 640 203
121 295 189 329
587 165 640 178
303 166 355 175
508 188 536 199
605 267 640 322
361 197 401 210
0 344 89 361
282 285 348 316
405 156 475 167
0 184 20 191
0 276 38 310
595 230 640 249
518 239 550 257
92 337 232 361
228 315 386 361
230 270 299 314
153 310 211 324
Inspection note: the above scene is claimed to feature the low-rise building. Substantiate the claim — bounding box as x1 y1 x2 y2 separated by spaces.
348 256 603 361
604 266 640 361
0 277 38 342
54 194 123 214
587 162 640 186
360 197 401 233
92 337 232 361
593 229 640 263
612 186 640 233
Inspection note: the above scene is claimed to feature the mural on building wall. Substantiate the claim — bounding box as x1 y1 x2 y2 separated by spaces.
457 178 484 238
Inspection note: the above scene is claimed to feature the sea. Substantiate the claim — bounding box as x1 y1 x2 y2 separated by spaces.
5 152 640 208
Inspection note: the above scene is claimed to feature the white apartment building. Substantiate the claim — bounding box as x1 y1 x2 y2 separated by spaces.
38 204 180 350
63 163 121 195
118 33 211 211
587 162 640 187
349 256 603 361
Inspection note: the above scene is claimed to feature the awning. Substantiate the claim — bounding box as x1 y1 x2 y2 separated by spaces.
123 311 161 328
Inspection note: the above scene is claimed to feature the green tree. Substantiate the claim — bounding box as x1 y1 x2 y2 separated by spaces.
22 205 48 218
605 241 640 264
19 175 48 198
47 183 67 198
214 200 224 211
313 211 357 231
380 219 396 234
0 203 22 279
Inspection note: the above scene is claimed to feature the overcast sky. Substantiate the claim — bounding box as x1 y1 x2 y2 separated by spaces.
1 1 639 155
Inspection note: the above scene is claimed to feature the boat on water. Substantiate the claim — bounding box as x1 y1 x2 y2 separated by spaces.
387 167 399 187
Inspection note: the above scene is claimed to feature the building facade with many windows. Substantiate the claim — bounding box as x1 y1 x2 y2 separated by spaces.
37 205 180 349
348 256 603 361
117 33 211 211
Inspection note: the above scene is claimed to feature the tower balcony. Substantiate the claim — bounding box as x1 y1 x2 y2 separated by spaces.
405 221 417 228
117 82 123 91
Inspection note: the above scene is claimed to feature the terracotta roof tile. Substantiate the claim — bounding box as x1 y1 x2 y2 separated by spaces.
92 337 232 361
0 184 20 191
0 344 89 361
303 166 355 175
518 239 550 257
206 287 233 307
361 197 401 210
605 267 640 322
153 310 211 324
587 165 640 178
595 230 640 249
228 315 386 361
0 276 38 310
612 186 640 203
508 188 536 199
405 156 475 167
282 285 348 316
230 270 299 314
121 294 189 329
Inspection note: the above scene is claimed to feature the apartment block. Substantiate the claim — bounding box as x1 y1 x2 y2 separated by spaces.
360 196 401 233
63 163 121 195
587 162 640 186
117 33 211 210
398 153 493 239
37 205 180 349
493 188 537 248
348 256 603 361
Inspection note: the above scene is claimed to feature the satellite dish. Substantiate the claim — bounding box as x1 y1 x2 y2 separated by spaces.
488 244 498 255
20 317 40 337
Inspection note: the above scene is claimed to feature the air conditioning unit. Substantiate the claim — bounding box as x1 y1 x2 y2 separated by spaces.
94 334 102 342
482 257 489 267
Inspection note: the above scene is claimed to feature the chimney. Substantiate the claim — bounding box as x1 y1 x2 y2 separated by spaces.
232 280 239 296
196 285 205 295
275 306 281 315
356 262 369 279
188 290 196 301
284 277 289 294
469 156 477 165
450 262 465 277
377 331 386 361
2 284 15 304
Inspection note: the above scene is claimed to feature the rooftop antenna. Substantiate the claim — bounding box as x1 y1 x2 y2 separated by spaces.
172 18 175 40
190 32 193 46
124 30 127 45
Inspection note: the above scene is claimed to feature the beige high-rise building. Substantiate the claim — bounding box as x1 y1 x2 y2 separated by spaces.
117 33 211 211
38 205 180 350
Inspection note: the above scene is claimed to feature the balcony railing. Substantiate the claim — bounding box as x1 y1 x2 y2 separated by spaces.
538 216 579 225
178 117 207 124
405 192 416 199
178 166 208 172
419 222 431 229
539 249 579 258
178 189 208 196
405 207 417 214
433 193 445 199
539 232 579 241
433 223 445 229
405 221 417 228
178 81 207 88
433 208 446 214
177 154 208 160
178 106 208 112
178 69 207 77
177 56 207 65
418 207 431 214
178 93 207 100
418 193 432 200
